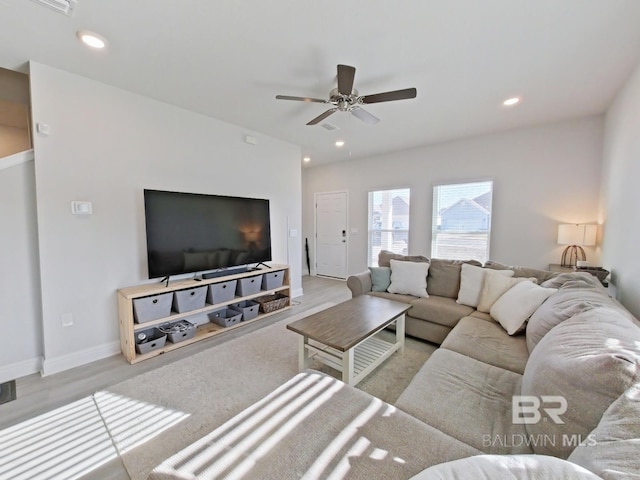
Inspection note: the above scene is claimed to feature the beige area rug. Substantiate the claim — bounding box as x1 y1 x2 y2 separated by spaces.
105 303 436 480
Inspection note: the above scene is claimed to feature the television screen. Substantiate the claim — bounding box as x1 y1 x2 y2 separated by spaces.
143 189 272 279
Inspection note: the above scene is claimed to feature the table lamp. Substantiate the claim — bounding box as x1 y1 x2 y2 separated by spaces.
557 224 597 267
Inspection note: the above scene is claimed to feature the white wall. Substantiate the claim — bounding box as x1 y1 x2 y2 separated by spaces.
28 62 302 376
303 116 604 275
0 152 42 383
601 62 640 318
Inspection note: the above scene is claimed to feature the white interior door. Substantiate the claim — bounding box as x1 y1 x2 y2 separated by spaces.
315 192 348 279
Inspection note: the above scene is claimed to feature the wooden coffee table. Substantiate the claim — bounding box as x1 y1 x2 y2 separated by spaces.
286 295 411 386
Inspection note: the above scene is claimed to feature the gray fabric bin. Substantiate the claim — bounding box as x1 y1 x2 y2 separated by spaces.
229 300 259 321
207 280 237 304
261 271 284 290
236 275 263 296
208 308 242 327
135 327 167 354
133 292 173 324
173 286 207 313
158 319 197 344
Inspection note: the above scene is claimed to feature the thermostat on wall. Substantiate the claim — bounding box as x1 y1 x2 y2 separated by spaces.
71 201 92 215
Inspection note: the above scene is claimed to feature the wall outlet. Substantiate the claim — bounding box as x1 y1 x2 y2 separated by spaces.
61 313 73 327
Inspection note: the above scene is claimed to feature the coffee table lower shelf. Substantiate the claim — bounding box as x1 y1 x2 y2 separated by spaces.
299 317 405 386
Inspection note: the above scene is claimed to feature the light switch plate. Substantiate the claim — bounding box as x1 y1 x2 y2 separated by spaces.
71 201 92 215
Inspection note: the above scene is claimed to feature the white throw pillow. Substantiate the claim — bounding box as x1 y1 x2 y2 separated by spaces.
490 281 558 335
457 264 513 308
477 273 533 313
387 259 430 298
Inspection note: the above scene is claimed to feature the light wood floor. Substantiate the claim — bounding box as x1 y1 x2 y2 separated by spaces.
2 276 350 430
0 275 351 480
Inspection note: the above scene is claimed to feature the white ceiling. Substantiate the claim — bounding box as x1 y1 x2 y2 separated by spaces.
1 0 640 166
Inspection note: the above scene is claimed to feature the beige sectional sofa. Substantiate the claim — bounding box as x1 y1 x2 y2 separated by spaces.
149 252 640 479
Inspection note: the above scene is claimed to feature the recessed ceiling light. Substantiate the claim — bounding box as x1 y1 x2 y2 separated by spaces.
303 156 311 163
502 97 521 107
335 140 345 147
77 30 107 49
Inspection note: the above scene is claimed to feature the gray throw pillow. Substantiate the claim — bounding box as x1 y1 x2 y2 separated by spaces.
369 266 391 292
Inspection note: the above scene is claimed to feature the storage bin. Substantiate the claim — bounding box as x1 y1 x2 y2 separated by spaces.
182 312 210 327
135 327 167 354
229 300 259 321
255 293 289 313
158 319 197 344
207 279 238 304
173 286 207 313
208 307 242 327
261 271 284 290
236 275 263 296
133 292 173 324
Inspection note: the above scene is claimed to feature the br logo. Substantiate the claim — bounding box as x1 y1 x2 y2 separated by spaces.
512 396 568 424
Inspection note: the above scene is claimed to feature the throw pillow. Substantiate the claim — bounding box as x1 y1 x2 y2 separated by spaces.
457 264 514 308
387 259 430 298
409 454 602 480
477 273 535 313
368 266 391 292
490 281 557 335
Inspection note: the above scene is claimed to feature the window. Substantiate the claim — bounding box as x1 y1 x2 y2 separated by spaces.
432 181 493 263
368 188 410 266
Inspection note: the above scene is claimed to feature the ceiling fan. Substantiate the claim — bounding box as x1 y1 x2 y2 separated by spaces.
276 64 417 126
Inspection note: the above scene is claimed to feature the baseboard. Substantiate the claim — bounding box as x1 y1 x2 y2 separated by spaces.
41 340 120 377
291 287 304 298
0 356 43 383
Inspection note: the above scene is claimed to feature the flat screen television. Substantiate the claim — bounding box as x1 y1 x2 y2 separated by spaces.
143 189 272 279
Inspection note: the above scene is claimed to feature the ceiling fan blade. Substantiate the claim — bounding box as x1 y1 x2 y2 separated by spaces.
351 106 380 125
337 64 356 95
276 95 327 103
362 87 417 104
307 108 337 125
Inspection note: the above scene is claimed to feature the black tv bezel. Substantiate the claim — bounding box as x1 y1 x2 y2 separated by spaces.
143 189 272 279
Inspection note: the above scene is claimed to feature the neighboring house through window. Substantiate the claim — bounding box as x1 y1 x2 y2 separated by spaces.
368 188 410 266
432 181 493 263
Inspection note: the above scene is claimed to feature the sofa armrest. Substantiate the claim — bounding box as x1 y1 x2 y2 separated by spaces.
347 270 373 297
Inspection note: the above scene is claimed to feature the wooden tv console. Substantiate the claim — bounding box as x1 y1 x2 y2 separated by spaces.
117 264 290 364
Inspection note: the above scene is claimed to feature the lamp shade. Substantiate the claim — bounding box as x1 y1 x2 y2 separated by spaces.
557 224 597 246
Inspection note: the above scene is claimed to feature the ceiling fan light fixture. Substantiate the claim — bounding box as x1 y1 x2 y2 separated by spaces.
31 0 76 16
77 30 107 49
335 140 345 147
303 156 311 163
503 96 521 107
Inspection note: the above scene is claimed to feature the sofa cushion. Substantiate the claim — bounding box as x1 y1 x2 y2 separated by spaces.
396 349 531 454
484 260 557 284
477 273 530 313
368 291 419 305
441 316 529 374
378 249 429 267
490 281 557 335
148 370 480 480
409 454 603 480
388 259 430 297
427 258 482 299
568 384 640 479
409 296 475 328
527 273 626 353
457 264 514 308
521 307 640 459
369 266 391 292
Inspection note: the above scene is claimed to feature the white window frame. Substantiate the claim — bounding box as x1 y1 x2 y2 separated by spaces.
431 180 493 263
367 188 411 267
